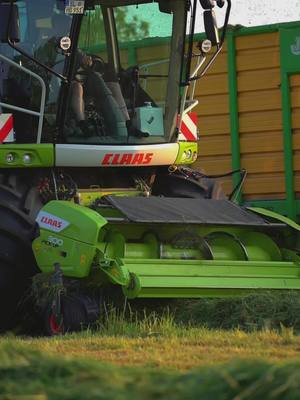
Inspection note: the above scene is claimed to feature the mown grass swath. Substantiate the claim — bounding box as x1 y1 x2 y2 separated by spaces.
2 292 300 398
172 291 300 332
1 342 300 400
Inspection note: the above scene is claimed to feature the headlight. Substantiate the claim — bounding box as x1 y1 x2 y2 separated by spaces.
6 153 15 163
186 149 192 159
23 153 32 164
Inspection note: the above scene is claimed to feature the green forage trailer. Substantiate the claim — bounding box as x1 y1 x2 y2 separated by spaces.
193 21 300 221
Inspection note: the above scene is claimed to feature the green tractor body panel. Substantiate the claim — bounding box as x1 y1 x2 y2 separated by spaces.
0 144 54 168
33 201 107 277
33 199 300 298
174 142 198 165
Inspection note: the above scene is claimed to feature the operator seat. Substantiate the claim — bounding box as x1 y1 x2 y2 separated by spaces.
65 63 129 143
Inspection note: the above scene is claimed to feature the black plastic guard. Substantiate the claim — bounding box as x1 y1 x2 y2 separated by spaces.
105 196 286 227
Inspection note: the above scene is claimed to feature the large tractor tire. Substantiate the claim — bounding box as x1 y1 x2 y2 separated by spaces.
0 176 39 331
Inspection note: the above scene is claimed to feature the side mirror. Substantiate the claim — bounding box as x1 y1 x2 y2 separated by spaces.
216 0 225 7
158 0 174 14
0 3 20 43
200 0 214 8
203 9 219 46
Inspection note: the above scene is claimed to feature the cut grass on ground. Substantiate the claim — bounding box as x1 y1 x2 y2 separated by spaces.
2 292 300 398
6 291 300 370
172 291 300 332
2 323 300 370
1 342 300 400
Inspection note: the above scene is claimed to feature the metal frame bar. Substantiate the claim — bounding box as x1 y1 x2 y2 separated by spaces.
139 59 169 91
281 72 297 220
227 30 242 204
0 102 40 117
0 54 46 143
178 55 206 132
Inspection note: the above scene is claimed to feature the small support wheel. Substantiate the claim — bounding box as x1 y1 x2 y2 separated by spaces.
44 294 100 336
45 306 64 336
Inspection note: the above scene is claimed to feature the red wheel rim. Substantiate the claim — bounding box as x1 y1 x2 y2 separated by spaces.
49 313 63 335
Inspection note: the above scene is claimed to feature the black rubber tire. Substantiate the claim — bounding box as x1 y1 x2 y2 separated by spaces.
152 172 226 199
44 295 89 336
61 295 88 332
0 262 18 329
0 173 29 208
0 179 39 332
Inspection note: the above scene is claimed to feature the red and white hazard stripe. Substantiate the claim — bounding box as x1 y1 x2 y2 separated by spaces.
0 114 15 143
178 112 198 142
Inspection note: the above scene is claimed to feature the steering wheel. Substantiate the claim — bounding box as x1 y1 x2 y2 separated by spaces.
88 54 106 75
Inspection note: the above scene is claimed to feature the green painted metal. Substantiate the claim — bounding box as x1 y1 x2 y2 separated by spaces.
280 26 300 73
127 45 137 65
227 31 242 204
296 201 300 217
175 141 198 165
0 144 54 168
100 258 131 287
79 189 143 207
117 258 300 298
244 200 290 217
279 26 300 220
225 21 300 37
40 201 108 244
33 230 97 278
244 200 300 224
33 201 108 277
248 207 300 233
32 199 300 299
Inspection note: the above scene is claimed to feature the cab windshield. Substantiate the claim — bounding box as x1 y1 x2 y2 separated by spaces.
0 1 183 145
64 2 175 145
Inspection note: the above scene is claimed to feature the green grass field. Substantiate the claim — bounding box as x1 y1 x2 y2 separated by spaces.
2 292 300 399
1 327 300 399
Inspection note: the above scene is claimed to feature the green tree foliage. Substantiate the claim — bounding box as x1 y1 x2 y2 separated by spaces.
79 6 150 48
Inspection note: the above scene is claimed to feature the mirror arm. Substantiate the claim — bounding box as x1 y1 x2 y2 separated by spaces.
219 0 231 46
188 0 231 82
195 45 221 79
7 39 68 82
185 0 198 83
